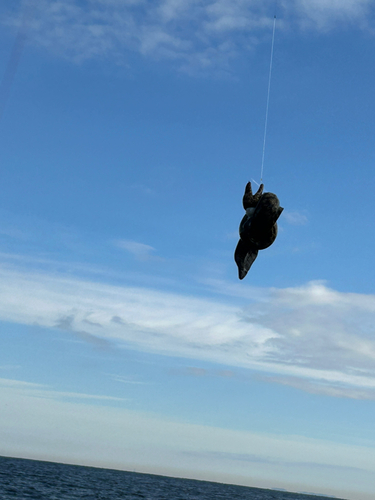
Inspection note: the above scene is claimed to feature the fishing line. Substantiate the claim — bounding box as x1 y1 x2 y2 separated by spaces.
260 15 276 184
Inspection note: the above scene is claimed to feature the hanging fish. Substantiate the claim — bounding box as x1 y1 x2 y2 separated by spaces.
234 182 283 279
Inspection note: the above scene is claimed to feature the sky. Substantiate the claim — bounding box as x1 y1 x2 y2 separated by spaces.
0 0 375 499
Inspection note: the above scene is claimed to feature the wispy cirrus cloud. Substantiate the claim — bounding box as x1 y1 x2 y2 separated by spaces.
0 377 126 402
283 210 308 226
261 374 375 400
115 239 158 260
2 0 374 74
2 375 374 498
175 366 236 378
1 263 375 398
291 0 373 30
109 373 148 385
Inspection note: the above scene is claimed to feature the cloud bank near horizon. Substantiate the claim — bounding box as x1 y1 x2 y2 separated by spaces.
1 262 375 399
2 0 374 73
1 375 373 499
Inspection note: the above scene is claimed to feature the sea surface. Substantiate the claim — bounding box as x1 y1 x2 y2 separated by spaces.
0 456 344 500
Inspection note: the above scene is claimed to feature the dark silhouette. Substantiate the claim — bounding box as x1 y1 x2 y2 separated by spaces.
234 182 283 279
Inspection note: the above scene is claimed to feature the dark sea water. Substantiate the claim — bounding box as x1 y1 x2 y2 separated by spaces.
0 456 344 500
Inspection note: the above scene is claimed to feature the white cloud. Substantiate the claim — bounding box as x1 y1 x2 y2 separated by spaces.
157 0 193 23
291 0 373 30
108 373 148 384
1 378 375 499
204 0 269 33
261 374 375 400
115 239 157 260
1 264 375 398
283 210 308 225
0 377 126 402
3 0 373 73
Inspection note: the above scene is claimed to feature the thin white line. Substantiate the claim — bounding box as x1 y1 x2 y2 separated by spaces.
260 15 276 183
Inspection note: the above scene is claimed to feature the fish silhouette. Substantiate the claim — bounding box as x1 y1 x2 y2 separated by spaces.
234 182 283 279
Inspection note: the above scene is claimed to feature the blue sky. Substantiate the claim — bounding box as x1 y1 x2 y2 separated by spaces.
1 0 375 499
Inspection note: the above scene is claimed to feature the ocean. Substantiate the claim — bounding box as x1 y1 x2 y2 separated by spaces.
0 456 344 500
